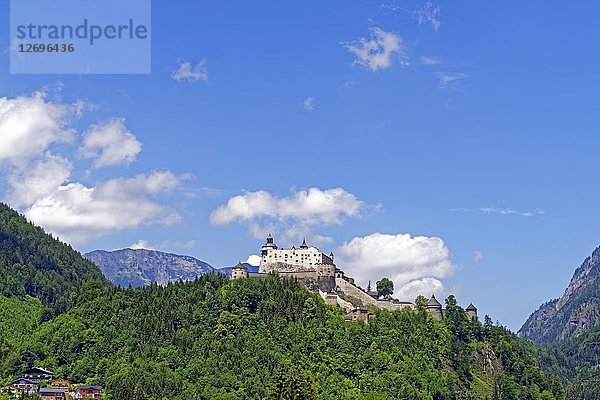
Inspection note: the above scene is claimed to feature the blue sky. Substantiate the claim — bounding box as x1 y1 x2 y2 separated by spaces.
1 0 600 330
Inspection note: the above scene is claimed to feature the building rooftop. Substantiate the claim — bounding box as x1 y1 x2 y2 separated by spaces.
232 261 247 270
427 294 442 307
39 388 67 393
466 303 477 311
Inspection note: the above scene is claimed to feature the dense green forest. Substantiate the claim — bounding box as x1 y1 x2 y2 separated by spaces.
1 274 567 400
0 203 109 315
0 203 581 399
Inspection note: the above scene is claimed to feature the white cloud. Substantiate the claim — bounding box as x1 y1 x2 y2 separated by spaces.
172 59 208 82
211 188 363 226
436 72 469 92
335 232 456 301
395 277 448 301
474 250 483 264
80 118 142 168
343 27 407 71
303 97 315 111
128 239 196 251
0 92 75 163
130 240 156 250
7 153 72 206
480 207 545 217
414 1 441 32
25 171 186 245
210 188 364 244
0 90 190 247
420 55 443 65
245 254 261 266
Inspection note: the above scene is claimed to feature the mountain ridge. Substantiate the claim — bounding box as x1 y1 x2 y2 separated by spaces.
519 245 600 346
84 248 215 287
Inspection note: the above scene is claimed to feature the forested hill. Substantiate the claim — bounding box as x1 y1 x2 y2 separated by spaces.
2 274 566 399
0 203 109 314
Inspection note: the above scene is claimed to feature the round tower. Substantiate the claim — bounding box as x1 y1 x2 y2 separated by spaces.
465 303 478 321
426 294 443 321
231 262 249 280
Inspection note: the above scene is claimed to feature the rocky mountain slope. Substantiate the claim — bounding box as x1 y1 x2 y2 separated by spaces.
519 246 600 346
84 248 215 287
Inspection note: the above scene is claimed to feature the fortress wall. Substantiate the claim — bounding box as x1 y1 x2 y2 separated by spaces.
335 278 380 307
279 271 318 280
319 290 354 312
376 301 414 311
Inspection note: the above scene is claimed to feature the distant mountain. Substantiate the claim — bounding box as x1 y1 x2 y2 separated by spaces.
0 203 109 313
519 246 600 346
84 248 216 287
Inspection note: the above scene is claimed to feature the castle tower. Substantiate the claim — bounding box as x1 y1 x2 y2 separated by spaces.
261 234 278 256
231 262 249 280
426 294 443 321
299 238 309 249
466 303 478 321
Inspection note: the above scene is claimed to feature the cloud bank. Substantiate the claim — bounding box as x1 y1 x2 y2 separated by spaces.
0 91 187 245
335 232 455 301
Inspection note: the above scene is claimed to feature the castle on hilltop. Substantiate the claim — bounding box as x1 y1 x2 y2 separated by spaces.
231 235 478 322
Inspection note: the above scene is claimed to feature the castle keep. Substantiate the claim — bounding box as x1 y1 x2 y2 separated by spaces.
232 236 477 322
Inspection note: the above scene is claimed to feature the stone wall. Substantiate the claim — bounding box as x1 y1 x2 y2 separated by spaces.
335 278 413 311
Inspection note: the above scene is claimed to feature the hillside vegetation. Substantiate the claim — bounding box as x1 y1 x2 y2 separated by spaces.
0 274 566 400
0 203 109 315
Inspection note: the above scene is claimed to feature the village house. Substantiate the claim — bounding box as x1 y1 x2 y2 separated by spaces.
51 378 71 390
21 367 54 382
39 387 70 400
1 379 37 398
75 385 102 399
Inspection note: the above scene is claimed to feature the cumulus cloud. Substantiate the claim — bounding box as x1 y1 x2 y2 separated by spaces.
211 188 363 225
210 188 364 244
303 97 315 111
25 171 186 245
343 27 407 71
335 232 456 301
245 255 261 266
80 118 142 168
7 153 72 207
0 92 75 162
414 1 441 32
172 59 208 82
395 277 448 301
436 72 469 92
0 90 189 246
